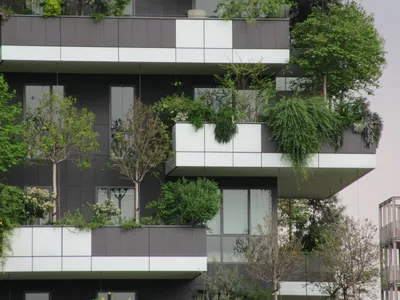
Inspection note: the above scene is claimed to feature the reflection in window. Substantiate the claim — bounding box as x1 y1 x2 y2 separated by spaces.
194 88 231 109
250 189 272 235
25 293 50 300
223 189 248 234
110 86 134 133
25 85 64 113
98 292 136 300
97 187 135 219
207 236 221 262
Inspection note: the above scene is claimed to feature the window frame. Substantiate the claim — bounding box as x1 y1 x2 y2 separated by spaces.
95 186 136 220
24 291 51 300
204 177 277 264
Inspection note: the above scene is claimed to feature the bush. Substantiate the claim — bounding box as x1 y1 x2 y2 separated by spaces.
88 199 121 223
42 0 61 17
23 187 54 225
264 97 341 179
147 178 221 226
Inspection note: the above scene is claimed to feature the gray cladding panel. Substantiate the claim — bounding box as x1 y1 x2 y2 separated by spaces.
91 227 206 257
232 20 290 49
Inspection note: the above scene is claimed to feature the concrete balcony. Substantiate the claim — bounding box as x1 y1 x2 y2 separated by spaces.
0 15 289 73
1 226 206 279
166 123 377 199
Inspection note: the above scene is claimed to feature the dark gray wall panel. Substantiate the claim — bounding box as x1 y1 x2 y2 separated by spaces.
0 279 195 300
91 227 205 257
161 19 176 47
232 20 290 49
320 129 377 154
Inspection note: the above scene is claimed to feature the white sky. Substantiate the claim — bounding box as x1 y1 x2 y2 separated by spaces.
340 0 400 222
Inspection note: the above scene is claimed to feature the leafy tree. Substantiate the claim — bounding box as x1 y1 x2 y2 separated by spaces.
237 219 303 300
108 99 171 222
194 263 272 300
313 217 380 299
214 0 291 21
147 178 221 226
24 93 99 220
0 75 27 174
279 196 345 252
289 0 342 28
290 1 386 104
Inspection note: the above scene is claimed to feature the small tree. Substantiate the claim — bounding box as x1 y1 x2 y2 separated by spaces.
25 93 99 220
314 216 380 299
291 1 386 104
0 75 27 173
238 219 303 300
108 99 171 222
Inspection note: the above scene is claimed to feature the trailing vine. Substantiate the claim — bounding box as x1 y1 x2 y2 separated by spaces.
264 97 341 179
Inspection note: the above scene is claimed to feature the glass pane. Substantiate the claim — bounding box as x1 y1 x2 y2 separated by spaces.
26 85 50 111
250 189 272 235
97 188 109 204
194 88 231 110
97 292 136 300
123 0 133 15
111 188 135 219
207 206 221 235
222 236 244 262
25 293 49 300
111 87 134 128
52 85 64 98
122 87 134 116
207 236 221 262
223 190 248 234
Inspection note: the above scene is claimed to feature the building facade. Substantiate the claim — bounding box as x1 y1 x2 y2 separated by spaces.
0 1 377 299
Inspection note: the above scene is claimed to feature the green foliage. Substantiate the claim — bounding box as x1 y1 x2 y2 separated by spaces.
335 96 383 148
88 199 121 223
154 93 213 130
112 0 131 15
52 209 107 230
278 196 345 252
290 1 386 99
214 0 290 21
194 263 272 300
0 4 14 22
147 178 221 226
264 97 340 178
212 106 238 143
87 0 131 19
25 93 99 166
89 12 108 21
0 184 25 265
23 187 54 225
42 0 62 17
120 218 143 230
0 75 27 174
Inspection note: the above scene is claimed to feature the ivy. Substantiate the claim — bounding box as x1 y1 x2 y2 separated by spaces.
42 0 62 17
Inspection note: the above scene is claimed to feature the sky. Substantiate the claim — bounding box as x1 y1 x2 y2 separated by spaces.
340 0 400 223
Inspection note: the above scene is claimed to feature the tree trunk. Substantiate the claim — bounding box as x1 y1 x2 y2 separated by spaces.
52 163 58 221
273 280 278 300
135 182 140 222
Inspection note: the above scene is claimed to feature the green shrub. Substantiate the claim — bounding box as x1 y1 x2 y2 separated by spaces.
23 187 54 225
211 106 238 144
42 0 61 17
147 178 221 226
264 97 341 179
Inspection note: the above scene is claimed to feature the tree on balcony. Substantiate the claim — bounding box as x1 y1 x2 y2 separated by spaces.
0 75 27 174
313 216 380 299
108 99 171 222
290 1 386 107
24 93 99 221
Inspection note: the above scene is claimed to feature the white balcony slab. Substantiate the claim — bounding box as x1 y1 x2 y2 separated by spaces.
233 49 290 64
61 47 118 62
62 257 91 271
91 257 149 271
234 124 262 152
33 257 62 272
205 153 233 167
62 228 91 256
280 281 325 296
174 123 205 152
318 154 376 169
204 124 233 152
176 20 204 48
2 46 61 61
118 48 176 63
234 153 262 167
205 20 233 49
9 227 32 257
149 257 207 272
176 48 204 63
2 257 32 272
204 49 233 63
176 152 205 167
32 227 62 256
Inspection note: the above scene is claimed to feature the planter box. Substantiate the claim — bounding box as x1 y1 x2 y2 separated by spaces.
3 226 207 277
167 123 377 199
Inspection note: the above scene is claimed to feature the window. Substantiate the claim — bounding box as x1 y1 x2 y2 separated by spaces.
110 86 134 132
25 85 64 113
24 186 52 225
97 187 135 219
25 292 50 300
206 188 272 262
194 87 231 109
98 292 136 300
123 0 133 15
